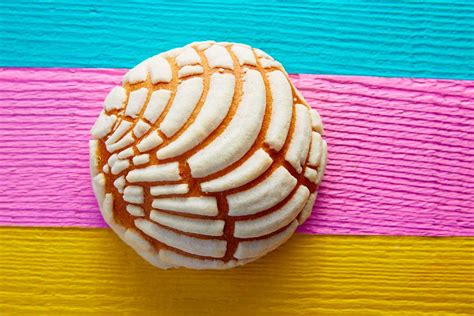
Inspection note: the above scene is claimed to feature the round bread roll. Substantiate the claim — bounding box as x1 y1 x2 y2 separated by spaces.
90 41 327 269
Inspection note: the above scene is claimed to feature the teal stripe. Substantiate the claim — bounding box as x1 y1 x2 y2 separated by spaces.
1 0 473 79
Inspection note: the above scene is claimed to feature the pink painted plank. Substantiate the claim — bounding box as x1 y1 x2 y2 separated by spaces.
1 68 473 236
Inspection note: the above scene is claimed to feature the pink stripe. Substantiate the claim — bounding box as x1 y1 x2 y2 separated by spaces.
1 68 473 236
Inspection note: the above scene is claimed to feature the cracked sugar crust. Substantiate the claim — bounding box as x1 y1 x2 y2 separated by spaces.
90 40 327 270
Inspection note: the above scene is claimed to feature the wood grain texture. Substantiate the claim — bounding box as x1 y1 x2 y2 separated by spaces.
0 1 473 78
1 68 474 236
0 227 472 315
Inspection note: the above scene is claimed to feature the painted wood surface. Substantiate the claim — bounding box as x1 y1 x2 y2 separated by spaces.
1 1 473 315
0 1 473 79
0 227 472 315
1 68 473 235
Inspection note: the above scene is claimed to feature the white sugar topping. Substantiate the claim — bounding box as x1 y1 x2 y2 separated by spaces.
159 77 203 137
143 90 171 124
264 71 293 151
104 86 127 112
123 185 144 204
285 104 312 173
126 162 181 182
125 88 148 118
136 219 227 258
234 185 309 238
200 149 272 192
234 220 298 260
227 166 297 216
150 184 189 196
150 210 224 236
152 197 218 216
204 44 234 69
156 73 235 159
188 69 265 177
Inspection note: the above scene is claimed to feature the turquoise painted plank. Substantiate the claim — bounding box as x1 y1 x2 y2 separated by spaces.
0 0 473 79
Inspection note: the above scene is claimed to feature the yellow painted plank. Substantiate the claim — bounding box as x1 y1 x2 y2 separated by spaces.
0 228 473 315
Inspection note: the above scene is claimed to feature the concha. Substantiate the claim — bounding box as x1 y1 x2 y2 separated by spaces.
90 40 327 269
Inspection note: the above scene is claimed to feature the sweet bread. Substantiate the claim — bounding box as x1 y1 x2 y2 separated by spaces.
90 41 327 269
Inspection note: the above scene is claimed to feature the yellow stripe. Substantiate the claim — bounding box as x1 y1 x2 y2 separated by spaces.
1 227 473 315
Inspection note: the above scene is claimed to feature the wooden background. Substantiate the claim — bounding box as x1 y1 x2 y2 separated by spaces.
0 1 473 315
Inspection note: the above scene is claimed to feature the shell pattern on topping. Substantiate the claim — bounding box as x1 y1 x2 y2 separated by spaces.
90 40 327 270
